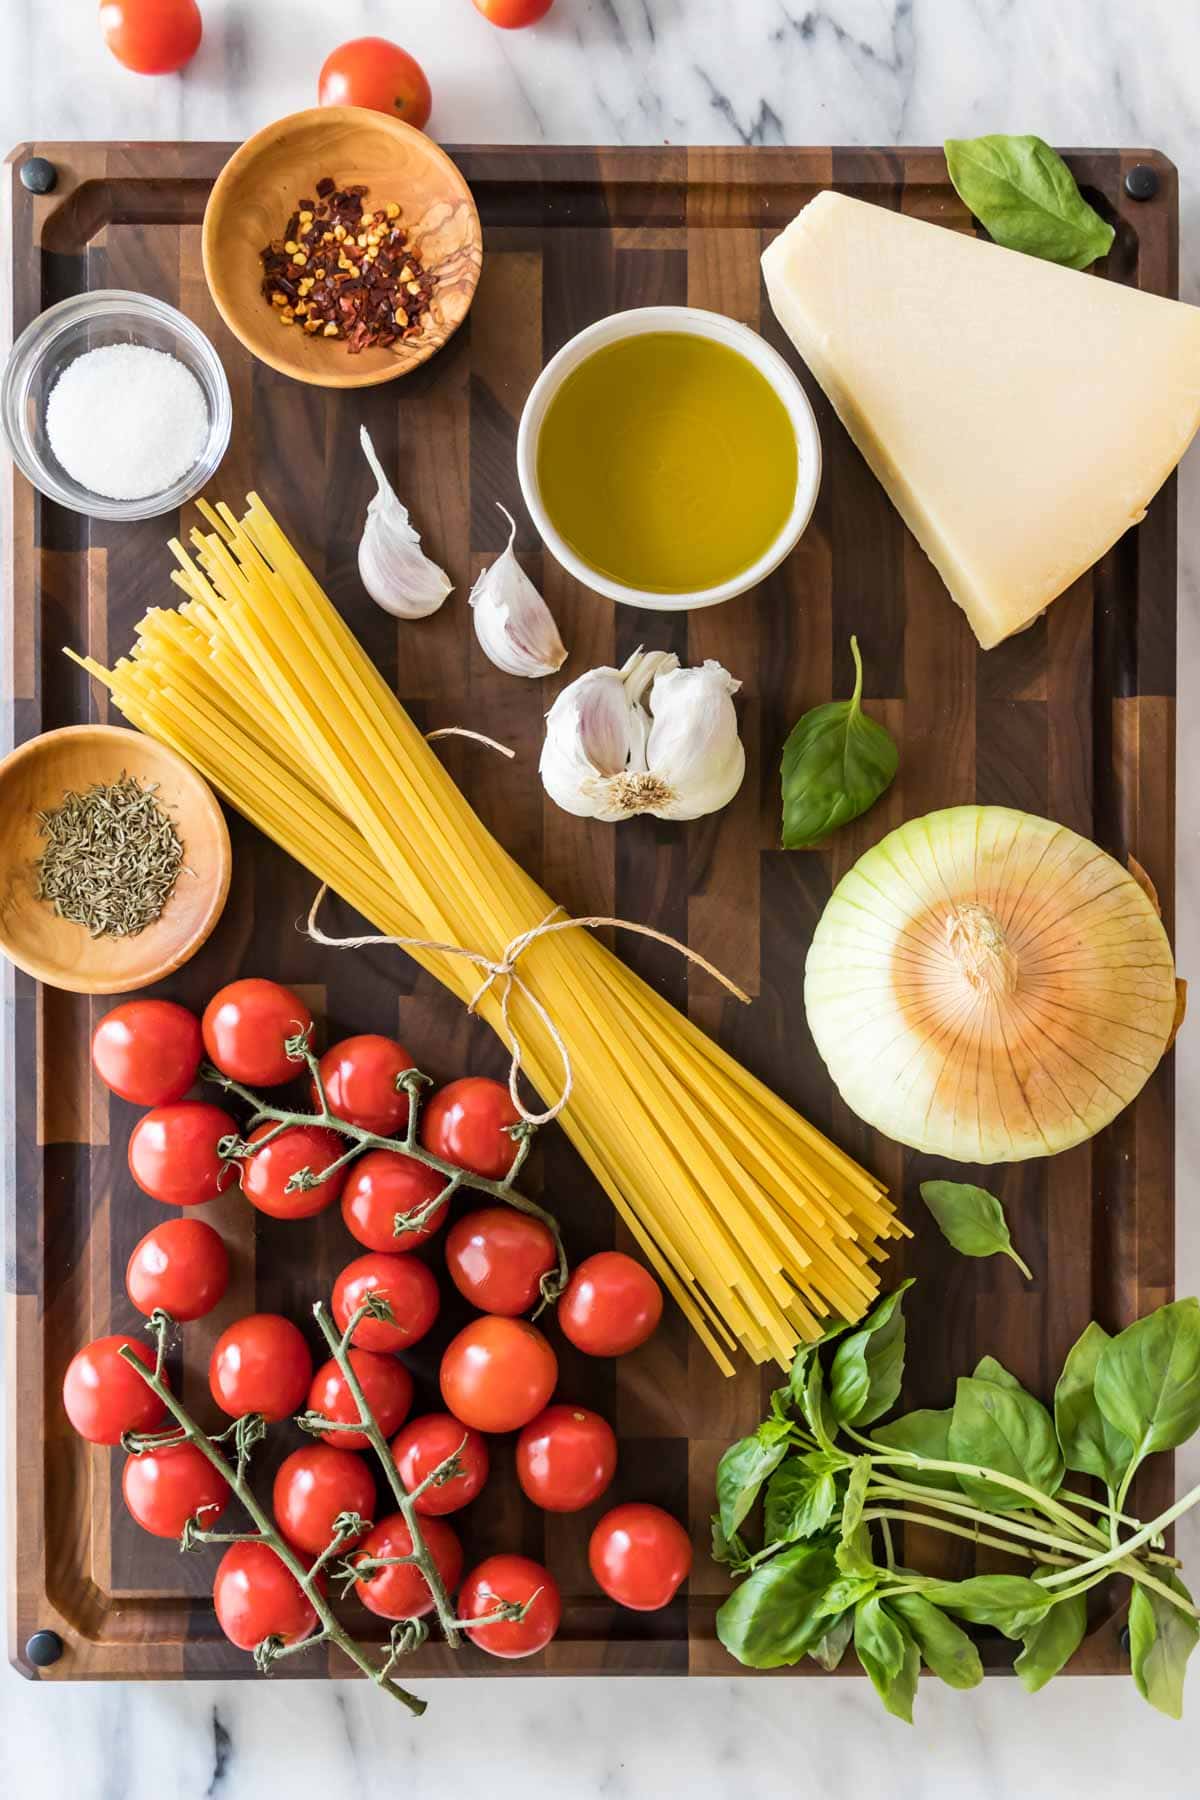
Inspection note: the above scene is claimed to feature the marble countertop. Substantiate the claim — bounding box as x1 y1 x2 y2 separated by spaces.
3 1 1198 1794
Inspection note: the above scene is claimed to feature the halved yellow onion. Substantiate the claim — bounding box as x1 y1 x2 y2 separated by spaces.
804 807 1179 1163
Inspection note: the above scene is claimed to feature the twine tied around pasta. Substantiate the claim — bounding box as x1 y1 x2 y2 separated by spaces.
304 886 750 1126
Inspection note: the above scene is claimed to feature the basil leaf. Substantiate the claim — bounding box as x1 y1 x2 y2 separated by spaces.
885 1592 983 1690
798 1354 839 1452
920 1574 1051 1639
715 1543 839 1669
840 1457 870 1541
787 1316 852 1406
829 1279 913 1426
763 1459 838 1546
1128 1574 1200 1720
1013 1567 1087 1694
871 1407 959 1492
1053 1321 1134 1492
836 1521 877 1579
808 1609 855 1672
716 1428 790 1539
710 1514 751 1571
815 1572 878 1620
854 1598 920 1723
1093 1299 1200 1478
780 635 897 848
944 134 1115 270
973 1354 1022 1391
919 1180 1032 1279
948 1375 1064 1511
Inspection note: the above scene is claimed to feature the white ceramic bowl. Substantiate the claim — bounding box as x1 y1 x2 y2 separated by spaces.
516 305 821 611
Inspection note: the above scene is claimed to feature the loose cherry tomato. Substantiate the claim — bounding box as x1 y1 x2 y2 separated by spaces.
317 37 432 131
444 1205 556 1316
202 979 313 1087
214 1541 317 1652
420 1077 520 1180
316 1034 414 1135
558 1251 663 1356
126 1217 229 1322
127 1101 238 1207
516 1404 617 1513
440 1315 557 1434
459 1554 561 1659
100 0 202 75
240 1122 349 1220
473 0 555 25
209 1314 312 1421
588 1503 691 1611
92 999 202 1105
273 1444 375 1555
391 1413 489 1516
353 1513 463 1620
63 1334 166 1444
341 1149 449 1253
332 1252 440 1353
122 1442 230 1539
307 1349 413 1450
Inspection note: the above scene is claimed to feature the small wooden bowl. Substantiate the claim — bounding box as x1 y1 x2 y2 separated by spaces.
202 106 483 389
0 726 231 995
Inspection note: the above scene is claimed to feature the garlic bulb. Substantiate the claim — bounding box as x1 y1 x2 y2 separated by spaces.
469 504 567 677
540 648 744 822
804 806 1181 1164
357 425 452 618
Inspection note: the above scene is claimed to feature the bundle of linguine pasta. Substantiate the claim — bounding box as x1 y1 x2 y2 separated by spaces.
73 495 902 1373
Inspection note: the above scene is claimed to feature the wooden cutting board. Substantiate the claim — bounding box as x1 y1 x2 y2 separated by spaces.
2 141 1178 1684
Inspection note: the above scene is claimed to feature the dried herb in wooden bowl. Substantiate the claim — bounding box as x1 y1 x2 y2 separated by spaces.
35 772 185 937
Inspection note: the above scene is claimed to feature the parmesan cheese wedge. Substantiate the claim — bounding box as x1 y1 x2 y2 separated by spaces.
762 190 1200 648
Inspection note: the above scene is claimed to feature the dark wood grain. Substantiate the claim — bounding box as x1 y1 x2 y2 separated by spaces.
2 142 1179 1686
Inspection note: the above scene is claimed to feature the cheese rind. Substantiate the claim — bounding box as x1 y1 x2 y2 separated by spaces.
762 190 1200 648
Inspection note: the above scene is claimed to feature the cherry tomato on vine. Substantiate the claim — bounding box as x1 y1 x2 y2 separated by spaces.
202 978 313 1087
444 1206 556 1316
100 0 202 75
239 1122 348 1220
341 1149 450 1253
516 1404 617 1513
353 1512 463 1620
214 1540 317 1652
316 1034 414 1135
588 1503 692 1611
459 1554 561 1658
420 1077 521 1181
391 1413 490 1516
209 1314 312 1421
122 1442 230 1539
63 1335 166 1444
472 0 555 26
307 1349 413 1450
557 1251 663 1356
440 1315 557 1434
332 1252 440 1353
126 1217 229 1322
92 999 202 1105
317 37 432 132
127 1101 238 1207
273 1444 375 1555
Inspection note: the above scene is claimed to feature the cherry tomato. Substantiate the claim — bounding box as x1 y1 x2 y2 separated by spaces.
557 1251 663 1356
588 1503 692 1611
126 1217 229 1322
332 1252 440 1353
214 1540 317 1652
459 1554 561 1658
353 1513 463 1620
420 1077 520 1180
472 0 555 25
209 1314 312 1421
317 37 432 131
516 1404 617 1513
240 1122 349 1221
316 1034 414 1135
341 1149 449 1253
127 1101 238 1207
92 999 202 1105
202 979 313 1087
63 1334 166 1444
100 0 202 75
444 1205 556 1316
391 1413 489 1516
273 1444 375 1555
122 1442 230 1538
308 1349 413 1450
440 1316 557 1434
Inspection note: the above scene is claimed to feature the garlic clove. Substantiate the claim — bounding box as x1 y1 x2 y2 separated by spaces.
469 504 568 678
644 659 746 821
357 425 452 619
540 664 644 818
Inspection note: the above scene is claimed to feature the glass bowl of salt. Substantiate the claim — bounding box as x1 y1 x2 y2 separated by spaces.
1 290 232 521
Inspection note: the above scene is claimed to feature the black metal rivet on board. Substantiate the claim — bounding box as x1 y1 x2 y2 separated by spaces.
19 156 57 195
1124 164 1160 202
25 1629 64 1668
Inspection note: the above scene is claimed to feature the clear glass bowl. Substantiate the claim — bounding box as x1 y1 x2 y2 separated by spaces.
1 290 232 521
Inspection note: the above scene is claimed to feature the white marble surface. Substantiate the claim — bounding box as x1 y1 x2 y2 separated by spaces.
3 0 1200 1793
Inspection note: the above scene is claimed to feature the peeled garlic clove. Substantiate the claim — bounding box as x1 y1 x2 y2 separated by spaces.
644 659 745 821
540 664 646 819
357 425 452 619
469 505 567 678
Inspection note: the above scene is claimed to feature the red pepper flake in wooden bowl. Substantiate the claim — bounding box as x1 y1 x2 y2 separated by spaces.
259 177 438 354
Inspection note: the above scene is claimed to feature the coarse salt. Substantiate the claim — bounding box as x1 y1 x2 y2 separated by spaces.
45 342 209 502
